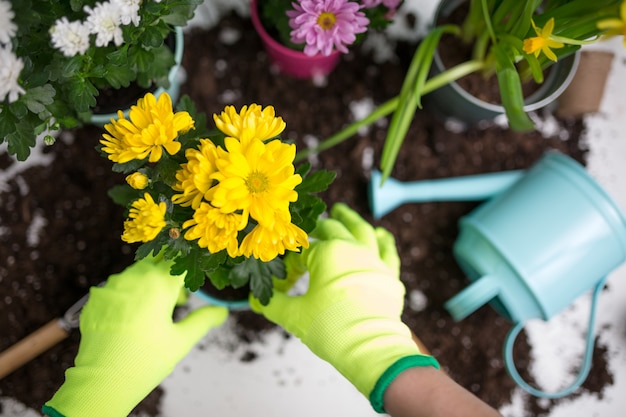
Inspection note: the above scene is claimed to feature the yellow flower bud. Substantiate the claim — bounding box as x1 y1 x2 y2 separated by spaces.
126 172 149 190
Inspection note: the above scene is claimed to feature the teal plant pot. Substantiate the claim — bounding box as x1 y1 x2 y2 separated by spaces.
89 26 185 126
193 289 250 311
422 0 580 127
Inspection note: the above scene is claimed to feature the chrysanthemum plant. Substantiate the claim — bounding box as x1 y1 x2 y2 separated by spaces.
0 0 202 162
260 0 402 56
101 92 335 305
300 0 626 183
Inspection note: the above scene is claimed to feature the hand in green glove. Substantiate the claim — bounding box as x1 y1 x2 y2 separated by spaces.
43 256 228 417
251 203 439 413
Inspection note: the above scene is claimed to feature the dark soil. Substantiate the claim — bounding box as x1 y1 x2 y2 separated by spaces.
0 10 613 417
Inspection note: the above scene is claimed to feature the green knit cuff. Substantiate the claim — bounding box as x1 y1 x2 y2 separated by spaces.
369 355 441 413
41 405 65 417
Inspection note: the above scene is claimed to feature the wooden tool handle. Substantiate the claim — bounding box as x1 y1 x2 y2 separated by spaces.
0 319 69 379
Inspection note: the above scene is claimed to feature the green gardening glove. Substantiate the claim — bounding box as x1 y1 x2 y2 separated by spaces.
43 256 228 417
251 203 439 413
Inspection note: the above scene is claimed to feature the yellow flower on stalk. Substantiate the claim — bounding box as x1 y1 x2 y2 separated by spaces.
121 193 167 243
210 137 302 228
182 202 246 258
125 172 149 190
597 1 626 47
213 104 286 147
523 18 565 61
239 211 309 262
100 93 195 163
172 139 219 209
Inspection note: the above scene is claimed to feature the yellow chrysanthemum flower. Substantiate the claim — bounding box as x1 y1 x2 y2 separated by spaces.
182 202 247 258
213 104 286 147
125 172 149 190
100 92 195 163
239 212 309 262
210 138 302 228
100 110 137 162
523 18 565 62
121 193 167 243
597 1 626 47
172 139 219 209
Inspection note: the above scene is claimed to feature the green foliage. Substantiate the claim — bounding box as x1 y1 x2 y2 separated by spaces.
292 164 336 233
374 0 622 183
231 257 286 305
380 24 459 183
171 250 228 292
261 0 302 49
1 0 202 161
107 184 143 207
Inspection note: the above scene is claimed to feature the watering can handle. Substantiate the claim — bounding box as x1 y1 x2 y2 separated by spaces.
503 275 609 399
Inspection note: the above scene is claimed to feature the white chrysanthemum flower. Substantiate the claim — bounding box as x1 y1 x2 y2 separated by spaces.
0 46 25 103
50 17 91 57
84 1 124 47
0 0 17 45
111 0 141 26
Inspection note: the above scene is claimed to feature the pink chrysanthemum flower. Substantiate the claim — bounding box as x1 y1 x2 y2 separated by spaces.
287 0 369 57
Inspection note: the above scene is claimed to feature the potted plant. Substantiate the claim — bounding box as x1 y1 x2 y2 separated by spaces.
0 0 203 162
377 0 626 182
296 0 625 183
250 0 401 78
101 91 335 306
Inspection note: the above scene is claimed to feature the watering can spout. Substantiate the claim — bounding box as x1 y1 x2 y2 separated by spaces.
369 169 524 219
444 274 501 321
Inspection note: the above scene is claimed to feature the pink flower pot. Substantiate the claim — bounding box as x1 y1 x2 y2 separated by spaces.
250 0 341 79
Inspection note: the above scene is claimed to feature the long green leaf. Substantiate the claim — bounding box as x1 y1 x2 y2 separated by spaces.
493 45 534 131
380 25 459 184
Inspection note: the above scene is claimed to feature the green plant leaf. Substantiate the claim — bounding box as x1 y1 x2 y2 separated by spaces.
9 101 28 118
141 26 165 48
380 25 459 183
69 0 82 12
107 184 143 207
107 46 129 66
207 266 231 290
135 233 168 261
171 249 227 291
177 257 205 291
291 193 326 233
295 168 336 194
493 45 534 131
521 53 544 84
68 79 98 113
164 234 192 259
155 153 183 186
0 111 18 141
261 0 301 49
229 257 283 306
111 158 147 174
6 120 37 161
163 0 204 26
128 45 153 74
104 65 135 89
22 84 55 115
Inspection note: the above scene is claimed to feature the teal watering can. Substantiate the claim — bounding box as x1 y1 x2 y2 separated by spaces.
369 151 626 398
